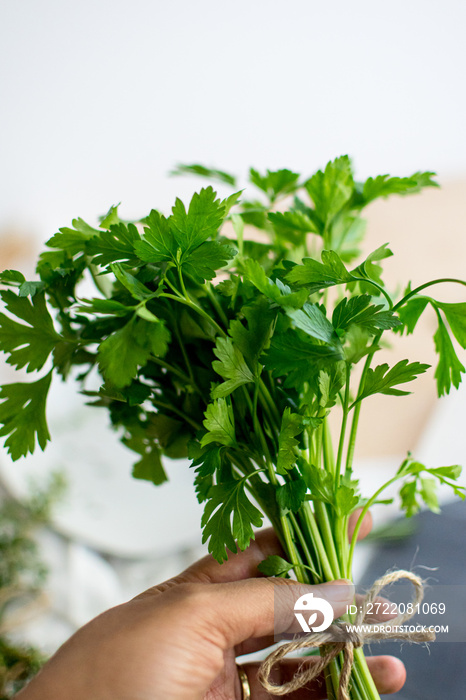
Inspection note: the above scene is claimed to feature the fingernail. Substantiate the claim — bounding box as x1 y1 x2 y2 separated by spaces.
320 579 355 602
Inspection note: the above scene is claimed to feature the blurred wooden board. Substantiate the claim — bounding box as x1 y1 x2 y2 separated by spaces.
354 180 466 457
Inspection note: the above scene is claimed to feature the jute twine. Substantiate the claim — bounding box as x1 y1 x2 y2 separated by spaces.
258 570 435 700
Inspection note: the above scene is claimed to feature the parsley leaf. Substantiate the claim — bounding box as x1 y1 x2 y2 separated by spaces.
436 302 466 348
277 477 307 512
334 485 360 516
304 155 354 230
182 241 237 283
18 281 46 297
134 210 177 264
304 464 334 505
355 360 431 403
428 464 462 481
400 480 420 517
99 203 121 228
243 259 309 308
285 249 354 292
0 269 26 286
343 325 376 364
276 408 304 474
318 365 346 408
395 456 459 517
249 168 300 201
0 290 61 372
132 444 168 486
257 554 294 577
188 442 221 503
46 218 101 256
268 211 318 245
0 372 52 460
419 477 440 514
135 190 236 283
211 337 255 398
433 313 465 395
171 163 237 187
77 298 136 317
264 330 343 387
171 186 226 253
229 297 276 372
287 303 339 345
201 398 236 448
396 298 466 396
332 295 401 333
201 477 263 561
351 243 393 286
360 171 438 204
110 263 155 301
98 316 170 388
396 296 430 334
87 222 141 267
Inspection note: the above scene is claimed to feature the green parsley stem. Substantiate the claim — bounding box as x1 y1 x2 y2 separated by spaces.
393 277 466 311
177 267 189 300
326 663 341 700
323 419 335 473
335 514 349 577
345 332 383 475
351 277 393 309
312 422 341 578
258 378 282 429
148 355 196 388
163 273 182 297
288 511 320 582
249 383 279 448
160 292 227 338
280 513 306 583
353 648 381 700
150 400 202 431
172 318 201 395
166 270 229 338
346 473 400 579
346 400 362 475
205 282 229 327
300 501 334 581
242 385 255 418
313 501 341 580
335 363 351 486
295 509 324 581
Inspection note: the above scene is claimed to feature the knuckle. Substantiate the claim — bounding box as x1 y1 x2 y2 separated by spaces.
165 580 210 611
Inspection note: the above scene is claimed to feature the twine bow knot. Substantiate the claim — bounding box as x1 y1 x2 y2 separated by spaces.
258 570 435 700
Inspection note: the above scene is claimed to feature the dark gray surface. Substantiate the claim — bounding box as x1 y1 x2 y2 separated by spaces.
358 500 466 699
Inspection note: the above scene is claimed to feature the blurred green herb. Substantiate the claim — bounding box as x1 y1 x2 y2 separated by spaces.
0 474 63 698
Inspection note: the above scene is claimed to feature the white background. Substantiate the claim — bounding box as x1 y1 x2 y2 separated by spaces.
1 0 465 241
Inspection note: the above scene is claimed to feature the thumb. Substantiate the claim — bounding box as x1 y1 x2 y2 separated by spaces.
200 577 354 649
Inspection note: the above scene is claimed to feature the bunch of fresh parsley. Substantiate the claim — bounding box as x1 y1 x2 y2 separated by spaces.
1 156 465 699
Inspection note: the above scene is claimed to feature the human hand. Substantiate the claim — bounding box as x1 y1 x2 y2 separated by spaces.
16 514 405 699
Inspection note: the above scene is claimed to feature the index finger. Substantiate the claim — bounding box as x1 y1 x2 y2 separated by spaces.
170 508 373 587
